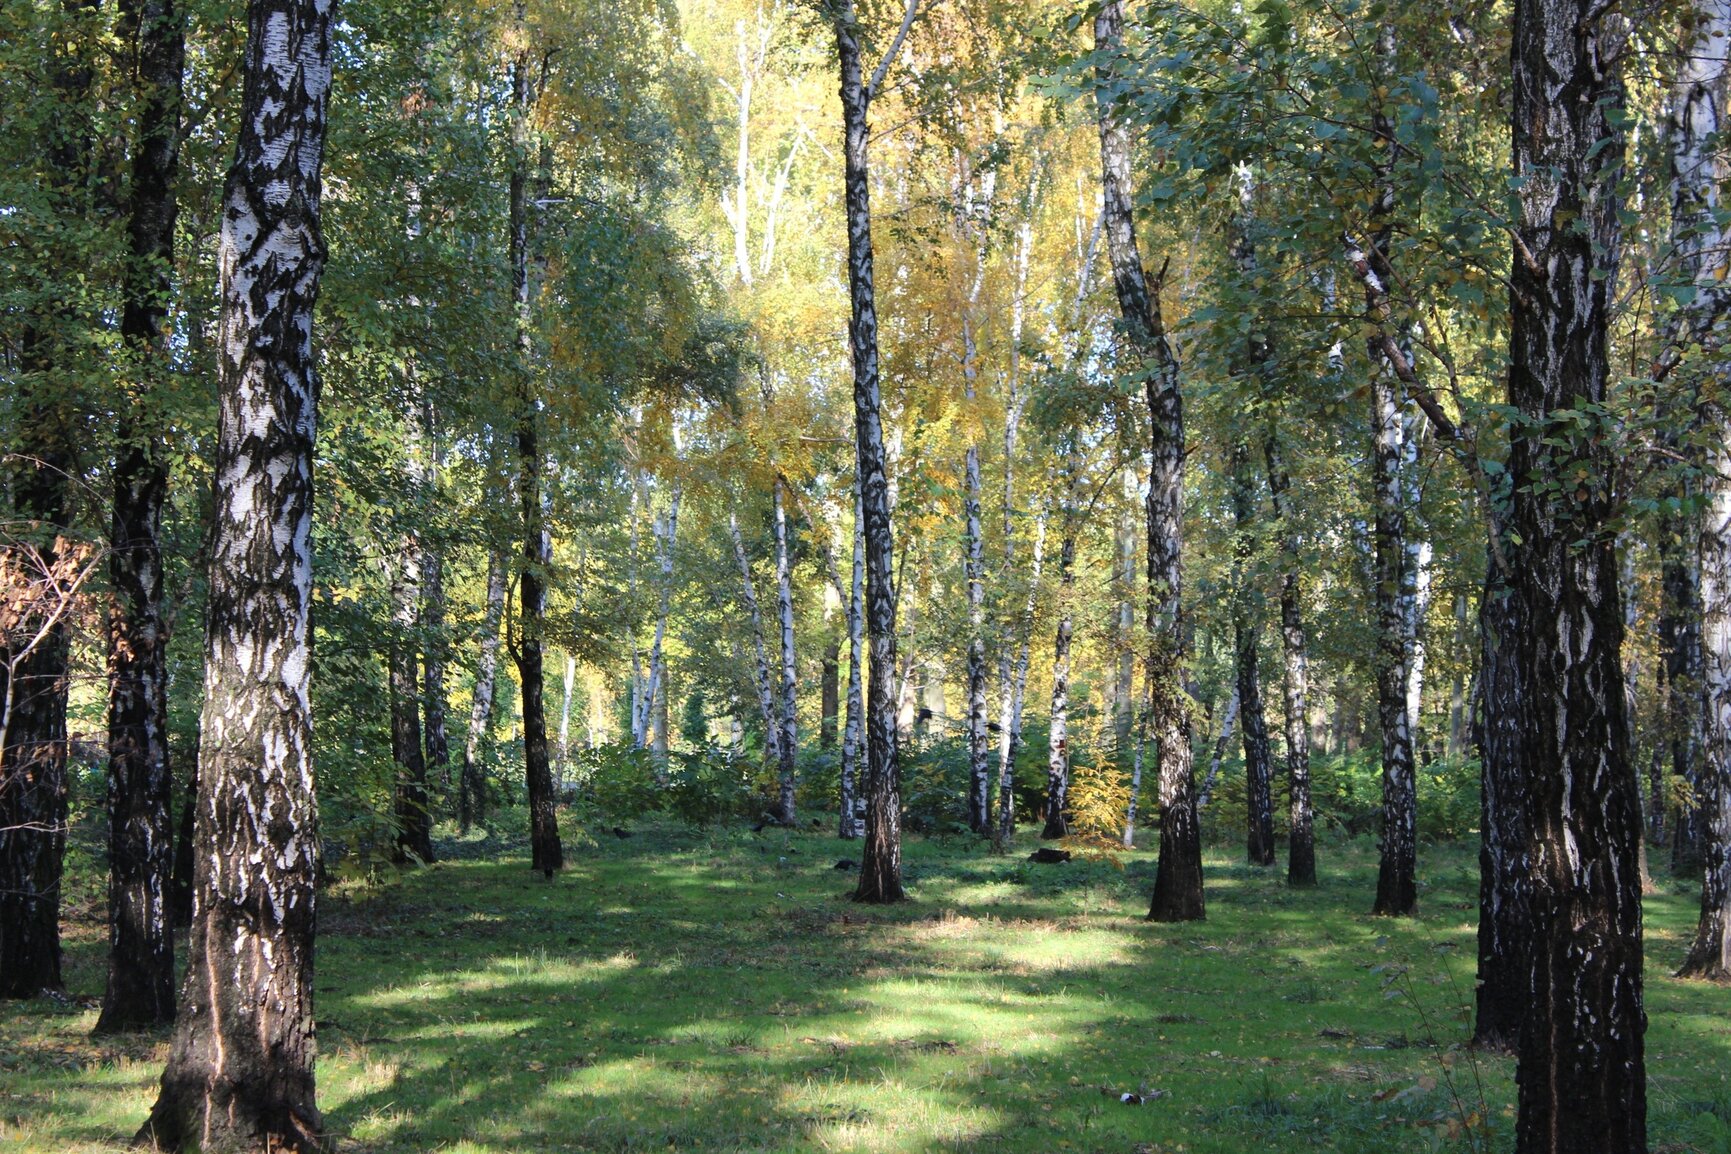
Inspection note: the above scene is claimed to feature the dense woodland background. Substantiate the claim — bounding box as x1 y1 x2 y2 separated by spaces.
1 0 1729 1147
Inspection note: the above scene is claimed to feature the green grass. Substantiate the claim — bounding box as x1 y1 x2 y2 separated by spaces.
3 816 1728 1152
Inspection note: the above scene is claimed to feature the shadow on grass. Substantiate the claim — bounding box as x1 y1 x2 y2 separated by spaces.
3 817 1727 1153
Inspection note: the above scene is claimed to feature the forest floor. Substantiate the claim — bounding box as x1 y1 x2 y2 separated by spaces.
2 814 1728 1153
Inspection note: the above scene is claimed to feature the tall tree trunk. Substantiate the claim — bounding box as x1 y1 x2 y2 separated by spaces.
1683 431 1731 980
389 551 432 864
136 0 330 1139
1265 437 1315 886
1042 456 1080 841
840 489 865 838
1474 554 1530 1048
1507 0 1645 1144
1365 25 1418 917
1370 366 1417 915
558 654 574 790
1094 0 1203 921
1230 442 1275 867
461 549 506 832
0 0 96 1006
773 476 798 824
963 316 990 835
729 511 783 771
1196 684 1241 812
1670 0 1731 982
833 0 909 902
509 46 560 879
97 0 184 1032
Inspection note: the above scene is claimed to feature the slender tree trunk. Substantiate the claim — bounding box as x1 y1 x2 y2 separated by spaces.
1042 456 1080 840
840 489 865 838
1095 0 1202 920
963 318 990 835
730 511 783 771
136 0 330 1139
420 403 450 795
1507 0 1645 1143
821 643 839 750
1683 431 1731 979
833 0 906 902
1448 591 1469 759
773 476 798 824
1670 0 1731 982
645 488 681 770
461 549 506 832
1662 518 1705 871
509 47 560 878
1363 27 1419 916
557 655 574 790
1265 437 1315 885
170 756 195 927
1230 442 1275 867
996 508 1047 846
97 0 184 1032
389 551 432 864
1370 366 1417 915
1196 684 1240 812
1474 553 1529 1047
1114 468 1137 760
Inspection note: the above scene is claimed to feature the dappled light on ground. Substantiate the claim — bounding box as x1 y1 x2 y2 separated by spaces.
2 820 1727 1152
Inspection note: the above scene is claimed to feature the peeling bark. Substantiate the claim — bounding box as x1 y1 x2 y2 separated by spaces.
1507 0 1646 1142
1094 0 1203 920
97 0 184 1032
832 0 908 901
136 0 331 1139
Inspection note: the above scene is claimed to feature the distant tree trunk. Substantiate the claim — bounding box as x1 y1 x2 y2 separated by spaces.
1662 518 1705 872
1114 468 1138 760
773 476 798 824
1265 437 1315 885
1095 0 1202 921
420 404 450 795
833 0 907 902
821 643 839 750
1507 0 1645 1143
1447 591 1470 759
1196 685 1241 812
1230 442 1275 867
557 654 574 789
1474 555 1529 1048
1042 455 1080 840
509 47 560 879
963 318 991 835
170 758 195 927
461 549 506 832
996 508 1047 846
389 551 432 864
1670 0 1731 983
840 490 865 838
730 511 783 771
97 0 184 1032
644 488 681 769
135 0 330 1139
992 203 1037 849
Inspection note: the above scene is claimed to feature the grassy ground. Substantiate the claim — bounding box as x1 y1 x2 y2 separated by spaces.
2 815 1728 1153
